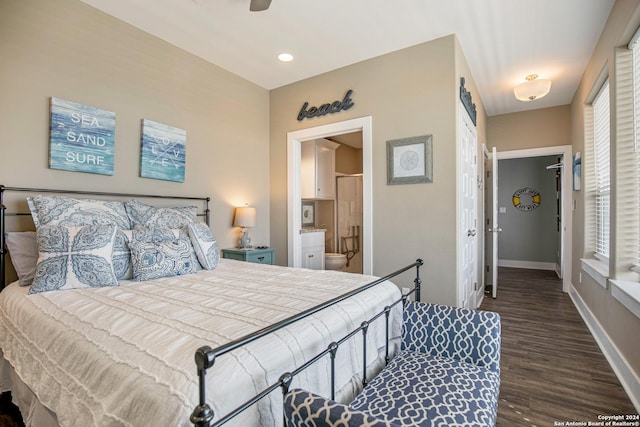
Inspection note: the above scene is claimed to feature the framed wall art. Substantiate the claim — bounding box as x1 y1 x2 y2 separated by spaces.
572 152 581 191
386 134 433 185
49 97 115 175
140 119 186 182
301 201 315 227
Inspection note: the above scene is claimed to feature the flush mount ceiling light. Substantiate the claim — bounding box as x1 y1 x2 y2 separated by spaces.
249 0 271 11
277 53 294 62
514 74 552 102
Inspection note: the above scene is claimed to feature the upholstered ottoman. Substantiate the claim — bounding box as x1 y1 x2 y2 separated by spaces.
284 301 501 427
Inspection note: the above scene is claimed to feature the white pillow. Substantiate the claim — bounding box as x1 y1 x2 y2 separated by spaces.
188 223 220 270
4 231 38 286
29 224 119 294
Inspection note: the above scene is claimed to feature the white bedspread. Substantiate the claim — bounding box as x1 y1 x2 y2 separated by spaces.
0 259 402 427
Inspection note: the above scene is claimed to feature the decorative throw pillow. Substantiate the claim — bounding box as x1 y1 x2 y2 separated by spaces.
112 229 133 280
131 226 202 272
188 223 220 270
125 200 197 229
27 195 131 229
4 231 38 286
29 224 119 294
129 234 199 281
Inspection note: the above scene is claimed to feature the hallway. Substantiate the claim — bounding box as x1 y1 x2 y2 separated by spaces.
480 268 638 426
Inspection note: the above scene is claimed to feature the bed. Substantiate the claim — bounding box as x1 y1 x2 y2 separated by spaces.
0 186 418 427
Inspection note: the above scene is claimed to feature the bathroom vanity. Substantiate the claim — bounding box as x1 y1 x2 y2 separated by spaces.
300 229 325 270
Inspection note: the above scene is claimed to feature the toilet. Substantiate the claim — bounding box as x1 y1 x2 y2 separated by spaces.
324 253 347 270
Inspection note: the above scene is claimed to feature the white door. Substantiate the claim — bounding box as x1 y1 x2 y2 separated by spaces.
483 147 499 299
491 147 499 298
458 108 478 309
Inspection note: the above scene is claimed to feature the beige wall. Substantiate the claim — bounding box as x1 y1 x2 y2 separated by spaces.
570 0 640 385
488 105 571 151
335 144 362 175
270 35 487 305
0 0 270 251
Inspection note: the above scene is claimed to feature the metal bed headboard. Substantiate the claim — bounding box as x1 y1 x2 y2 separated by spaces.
0 185 210 290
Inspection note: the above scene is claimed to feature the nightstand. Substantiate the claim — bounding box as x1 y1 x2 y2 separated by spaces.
222 247 275 265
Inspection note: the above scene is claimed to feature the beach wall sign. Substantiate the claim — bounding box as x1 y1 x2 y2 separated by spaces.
49 97 115 175
140 119 186 182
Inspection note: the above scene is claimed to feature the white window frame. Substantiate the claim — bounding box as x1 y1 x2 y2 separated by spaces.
608 31 640 320
630 35 640 275
592 79 611 263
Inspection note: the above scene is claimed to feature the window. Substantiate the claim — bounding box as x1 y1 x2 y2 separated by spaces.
592 80 610 261
628 37 640 274
607 30 640 318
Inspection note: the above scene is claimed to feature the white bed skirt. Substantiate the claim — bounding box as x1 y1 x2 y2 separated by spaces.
1 354 58 427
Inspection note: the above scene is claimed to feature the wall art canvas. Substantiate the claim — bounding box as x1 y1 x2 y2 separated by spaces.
140 119 186 182
573 152 581 191
49 97 115 175
386 134 433 185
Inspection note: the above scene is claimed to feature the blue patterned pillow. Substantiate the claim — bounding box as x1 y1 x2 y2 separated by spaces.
112 229 133 280
129 231 199 281
188 223 220 270
125 200 197 229
27 195 131 229
131 226 202 271
29 224 119 294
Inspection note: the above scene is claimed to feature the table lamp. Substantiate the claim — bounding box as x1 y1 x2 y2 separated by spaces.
233 206 256 248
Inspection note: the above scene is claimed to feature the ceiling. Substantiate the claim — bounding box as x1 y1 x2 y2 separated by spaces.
80 0 615 117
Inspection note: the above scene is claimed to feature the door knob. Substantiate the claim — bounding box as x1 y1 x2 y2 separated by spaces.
467 229 476 237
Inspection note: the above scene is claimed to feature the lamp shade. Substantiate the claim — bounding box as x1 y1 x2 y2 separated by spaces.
233 206 256 228
514 74 551 102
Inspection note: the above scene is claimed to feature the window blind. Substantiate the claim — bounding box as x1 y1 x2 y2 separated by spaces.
593 80 610 260
613 45 640 278
630 42 640 272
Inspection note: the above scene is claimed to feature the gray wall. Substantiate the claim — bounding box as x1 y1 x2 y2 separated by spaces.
270 35 487 306
569 0 640 381
498 156 559 264
0 0 270 252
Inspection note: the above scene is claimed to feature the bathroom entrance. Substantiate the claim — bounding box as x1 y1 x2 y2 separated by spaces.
300 133 363 273
286 117 373 274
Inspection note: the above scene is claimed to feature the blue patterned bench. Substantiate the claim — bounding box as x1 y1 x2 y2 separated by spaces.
284 301 501 426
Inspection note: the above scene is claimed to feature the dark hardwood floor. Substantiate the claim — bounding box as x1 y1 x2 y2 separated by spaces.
481 267 638 426
0 267 636 426
0 392 23 427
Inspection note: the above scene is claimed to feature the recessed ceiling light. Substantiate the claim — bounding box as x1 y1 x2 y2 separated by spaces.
277 53 294 63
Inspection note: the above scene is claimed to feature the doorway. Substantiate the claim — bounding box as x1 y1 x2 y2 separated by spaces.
287 117 373 274
485 145 572 294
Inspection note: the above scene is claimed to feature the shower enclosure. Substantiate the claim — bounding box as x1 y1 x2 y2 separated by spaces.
336 175 363 273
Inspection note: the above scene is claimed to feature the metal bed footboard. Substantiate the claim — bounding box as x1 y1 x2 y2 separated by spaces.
190 259 424 427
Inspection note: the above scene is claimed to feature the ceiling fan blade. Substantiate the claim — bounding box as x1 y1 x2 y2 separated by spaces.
249 0 271 11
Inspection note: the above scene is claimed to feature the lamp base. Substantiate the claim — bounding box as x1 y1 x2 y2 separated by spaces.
239 228 253 249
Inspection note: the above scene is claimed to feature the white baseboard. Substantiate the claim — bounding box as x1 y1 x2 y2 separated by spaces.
497 259 556 271
569 284 640 413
